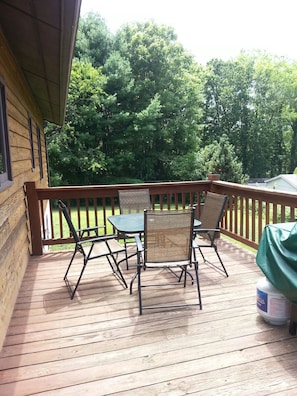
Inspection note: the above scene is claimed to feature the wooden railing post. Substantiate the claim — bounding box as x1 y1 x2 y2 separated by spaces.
208 174 220 182
25 181 43 255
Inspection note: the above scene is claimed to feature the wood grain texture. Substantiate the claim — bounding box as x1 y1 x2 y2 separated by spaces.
0 28 48 349
0 239 296 395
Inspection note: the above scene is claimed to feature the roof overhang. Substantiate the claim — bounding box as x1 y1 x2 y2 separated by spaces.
0 0 81 125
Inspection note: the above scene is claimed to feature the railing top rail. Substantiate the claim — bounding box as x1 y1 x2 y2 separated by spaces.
26 179 297 255
35 180 211 199
211 181 297 205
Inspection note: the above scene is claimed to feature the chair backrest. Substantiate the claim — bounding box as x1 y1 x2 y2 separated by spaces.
58 200 80 244
119 189 151 214
199 192 228 230
144 209 193 264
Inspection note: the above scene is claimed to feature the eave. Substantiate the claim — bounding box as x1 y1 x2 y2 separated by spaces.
0 0 81 125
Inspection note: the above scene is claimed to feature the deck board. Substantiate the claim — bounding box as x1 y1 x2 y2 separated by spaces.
1 239 297 395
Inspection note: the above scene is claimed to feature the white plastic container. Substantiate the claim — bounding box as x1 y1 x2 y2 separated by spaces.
256 277 291 325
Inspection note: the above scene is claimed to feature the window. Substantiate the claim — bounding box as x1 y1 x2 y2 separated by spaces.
36 125 43 180
0 79 12 188
28 113 35 170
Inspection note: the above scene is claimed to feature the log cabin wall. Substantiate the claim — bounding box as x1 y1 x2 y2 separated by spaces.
0 28 49 349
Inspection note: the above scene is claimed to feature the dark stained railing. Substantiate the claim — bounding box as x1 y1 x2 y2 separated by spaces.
210 181 297 249
25 180 297 255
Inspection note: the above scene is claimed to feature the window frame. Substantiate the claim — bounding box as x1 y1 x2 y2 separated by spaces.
0 78 12 189
28 113 35 170
36 124 44 180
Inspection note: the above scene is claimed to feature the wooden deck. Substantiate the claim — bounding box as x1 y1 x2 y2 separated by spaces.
1 239 297 395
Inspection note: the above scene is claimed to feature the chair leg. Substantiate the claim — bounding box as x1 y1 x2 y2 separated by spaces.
130 271 138 294
193 248 202 309
65 254 88 299
123 232 142 270
197 245 206 262
64 249 85 299
137 264 143 315
64 248 77 281
123 235 129 270
106 254 127 288
130 248 143 294
214 245 229 277
194 261 202 310
177 266 194 285
196 243 228 277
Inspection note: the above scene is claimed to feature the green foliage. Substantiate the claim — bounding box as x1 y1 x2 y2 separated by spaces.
47 15 204 185
74 12 113 67
197 134 248 183
46 60 108 185
46 13 297 186
203 52 297 178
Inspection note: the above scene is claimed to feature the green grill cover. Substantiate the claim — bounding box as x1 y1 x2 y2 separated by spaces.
256 222 297 304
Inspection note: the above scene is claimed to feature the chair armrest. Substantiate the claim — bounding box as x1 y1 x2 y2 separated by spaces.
78 225 105 237
134 235 144 252
78 234 119 245
195 228 220 233
78 226 105 232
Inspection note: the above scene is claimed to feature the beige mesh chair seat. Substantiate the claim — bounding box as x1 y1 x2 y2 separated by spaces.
58 200 127 299
119 188 151 214
118 189 151 269
131 209 202 314
193 192 228 277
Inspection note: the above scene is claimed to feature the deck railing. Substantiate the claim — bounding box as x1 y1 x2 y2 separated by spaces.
25 180 297 255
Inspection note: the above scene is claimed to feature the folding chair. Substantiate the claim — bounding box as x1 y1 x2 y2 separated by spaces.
119 189 151 214
193 192 229 277
131 209 202 315
58 200 127 299
118 189 151 269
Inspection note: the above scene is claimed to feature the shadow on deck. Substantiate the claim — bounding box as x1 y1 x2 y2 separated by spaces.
0 239 297 395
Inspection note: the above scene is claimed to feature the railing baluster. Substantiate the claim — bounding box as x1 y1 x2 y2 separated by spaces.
26 180 297 254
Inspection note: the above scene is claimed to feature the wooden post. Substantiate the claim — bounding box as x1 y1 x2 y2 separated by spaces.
25 181 43 255
208 173 220 181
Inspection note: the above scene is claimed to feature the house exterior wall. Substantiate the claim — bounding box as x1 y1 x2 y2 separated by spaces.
0 29 49 349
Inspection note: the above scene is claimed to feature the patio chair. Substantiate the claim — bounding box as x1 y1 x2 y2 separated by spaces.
58 200 127 299
193 192 229 277
132 209 202 315
118 188 151 269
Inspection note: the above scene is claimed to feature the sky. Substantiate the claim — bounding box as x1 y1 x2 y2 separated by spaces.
80 0 297 65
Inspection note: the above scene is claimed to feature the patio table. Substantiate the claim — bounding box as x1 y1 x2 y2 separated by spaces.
108 212 201 234
108 212 202 293
108 211 201 253
108 213 144 234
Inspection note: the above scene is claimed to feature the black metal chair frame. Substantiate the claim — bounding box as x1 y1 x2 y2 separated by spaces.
118 189 151 269
193 192 229 277
131 209 202 315
58 200 127 299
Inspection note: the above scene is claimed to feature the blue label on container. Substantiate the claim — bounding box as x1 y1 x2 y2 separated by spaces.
257 289 268 312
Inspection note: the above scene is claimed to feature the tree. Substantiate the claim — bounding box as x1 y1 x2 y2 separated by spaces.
202 52 297 178
74 12 113 67
47 18 204 184
111 22 204 181
46 60 108 185
196 134 248 183
48 14 297 186
203 55 255 175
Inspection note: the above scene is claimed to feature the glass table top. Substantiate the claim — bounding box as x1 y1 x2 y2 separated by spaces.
108 213 201 234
